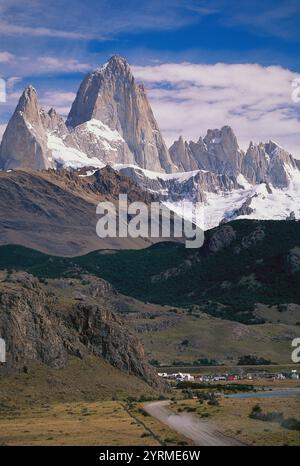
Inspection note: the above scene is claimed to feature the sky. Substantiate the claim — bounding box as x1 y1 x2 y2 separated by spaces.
0 0 300 155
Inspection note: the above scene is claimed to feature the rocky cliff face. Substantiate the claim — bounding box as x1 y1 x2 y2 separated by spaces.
118 165 239 204
0 86 53 170
169 128 298 189
1 55 300 230
169 136 198 172
1 56 174 172
170 126 243 176
67 56 174 172
241 140 297 188
0 271 161 388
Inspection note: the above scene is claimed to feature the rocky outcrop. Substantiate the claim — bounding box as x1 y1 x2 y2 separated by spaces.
169 136 198 172
241 226 265 249
0 86 53 170
241 142 269 184
71 119 134 166
169 126 243 176
1 57 174 173
287 247 300 273
67 56 174 172
0 271 161 388
169 130 299 190
225 196 255 221
287 211 296 221
265 141 297 188
208 225 236 253
241 140 297 188
118 165 240 204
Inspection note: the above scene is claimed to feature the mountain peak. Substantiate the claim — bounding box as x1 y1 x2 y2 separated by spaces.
108 54 129 66
94 55 130 76
105 55 131 76
16 85 38 114
0 83 53 170
67 57 174 172
204 125 236 144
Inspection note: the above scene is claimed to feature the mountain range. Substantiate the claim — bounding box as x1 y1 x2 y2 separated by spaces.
0 55 299 401
0 54 300 235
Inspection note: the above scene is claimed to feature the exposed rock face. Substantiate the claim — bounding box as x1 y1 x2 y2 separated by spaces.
232 196 255 216
169 129 299 190
208 225 236 253
169 126 243 176
0 86 53 170
241 142 269 184
118 166 240 204
0 271 161 388
1 55 300 230
265 141 297 187
169 136 198 172
287 211 296 221
241 140 297 188
287 247 300 273
67 56 174 172
71 119 134 166
241 226 265 249
1 57 174 172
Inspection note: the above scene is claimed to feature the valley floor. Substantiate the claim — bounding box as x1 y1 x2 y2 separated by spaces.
166 381 300 446
1 379 299 445
144 400 243 446
0 400 192 446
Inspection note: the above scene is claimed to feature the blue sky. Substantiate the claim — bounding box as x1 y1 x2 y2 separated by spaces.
1 0 300 154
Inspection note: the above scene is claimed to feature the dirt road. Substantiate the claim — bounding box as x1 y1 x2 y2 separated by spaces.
144 400 243 446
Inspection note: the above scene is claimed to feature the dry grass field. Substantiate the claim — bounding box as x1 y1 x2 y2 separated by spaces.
0 401 152 446
0 356 191 446
169 392 300 446
0 399 192 446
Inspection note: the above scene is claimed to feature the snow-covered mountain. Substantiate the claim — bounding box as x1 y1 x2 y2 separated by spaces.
0 56 174 172
0 55 299 230
169 127 297 188
113 162 300 229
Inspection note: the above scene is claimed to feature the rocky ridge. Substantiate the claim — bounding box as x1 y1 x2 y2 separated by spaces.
0 271 162 389
1 55 300 230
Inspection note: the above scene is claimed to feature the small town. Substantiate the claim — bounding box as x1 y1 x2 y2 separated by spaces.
158 369 300 383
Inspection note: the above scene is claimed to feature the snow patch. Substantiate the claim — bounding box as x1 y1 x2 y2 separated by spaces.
47 133 105 169
83 119 124 143
113 163 201 182
79 169 98 177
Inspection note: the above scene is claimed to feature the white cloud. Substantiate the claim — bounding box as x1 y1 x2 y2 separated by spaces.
132 62 300 157
0 51 15 63
0 21 90 39
0 55 92 76
0 1 214 41
6 76 22 90
39 90 76 116
37 57 90 73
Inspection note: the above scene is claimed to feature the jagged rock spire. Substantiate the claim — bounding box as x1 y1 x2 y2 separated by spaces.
0 86 52 170
67 55 175 172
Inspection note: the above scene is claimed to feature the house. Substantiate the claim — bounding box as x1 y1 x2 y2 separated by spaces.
291 370 299 380
172 372 195 382
213 375 226 381
183 373 195 381
227 375 237 381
